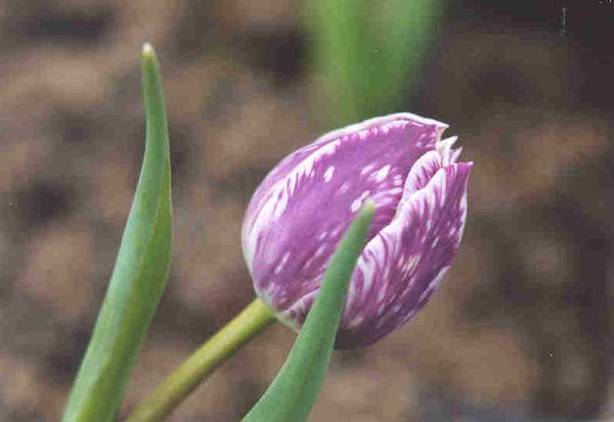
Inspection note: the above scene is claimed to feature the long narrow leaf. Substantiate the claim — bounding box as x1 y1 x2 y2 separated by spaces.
243 203 375 422
62 44 173 422
306 0 444 124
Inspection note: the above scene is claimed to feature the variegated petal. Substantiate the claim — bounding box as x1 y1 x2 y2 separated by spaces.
242 113 448 314
335 159 472 348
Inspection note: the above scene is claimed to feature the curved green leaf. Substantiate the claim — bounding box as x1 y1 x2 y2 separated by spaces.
62 44 173 422
243 203 375 422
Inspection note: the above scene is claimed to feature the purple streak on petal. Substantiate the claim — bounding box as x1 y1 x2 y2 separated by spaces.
335 159 472 348
242 114 448 315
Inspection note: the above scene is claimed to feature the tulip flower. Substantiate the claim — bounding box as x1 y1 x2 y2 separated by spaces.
242 113 472 348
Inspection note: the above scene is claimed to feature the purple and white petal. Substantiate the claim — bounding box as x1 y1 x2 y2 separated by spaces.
241 112 473 348
242 114 448 315
335 159 472 348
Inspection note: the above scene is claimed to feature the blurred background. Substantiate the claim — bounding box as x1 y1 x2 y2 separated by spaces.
1 0 614 420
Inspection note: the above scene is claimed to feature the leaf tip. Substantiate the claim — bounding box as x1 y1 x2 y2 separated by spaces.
142 42 155 60
361 199 376 217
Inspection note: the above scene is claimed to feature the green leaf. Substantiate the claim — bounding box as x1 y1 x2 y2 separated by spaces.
62 44 173 422
306 0 445 124
242 202 375 422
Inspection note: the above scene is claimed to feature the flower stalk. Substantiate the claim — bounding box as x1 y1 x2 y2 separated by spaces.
126 299 275 422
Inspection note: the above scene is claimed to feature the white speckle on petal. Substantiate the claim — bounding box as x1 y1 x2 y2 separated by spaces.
323 166 335 183
419 289 432 302
348 315 364 328
313 244 327 258
332 226 342 237
377 288 386 302
350 191 370 212
356 251 377 296
351 197 363 212
339 181 351 194
304 255 317 269
372 165 391 183
402 309 418 323
274 252 291 274
383 266 390 283
429 267 449 291
360 163 376 176
402 255 419 274
419 267 449 301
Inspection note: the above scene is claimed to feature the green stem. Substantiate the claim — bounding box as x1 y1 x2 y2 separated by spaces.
126 298 276 422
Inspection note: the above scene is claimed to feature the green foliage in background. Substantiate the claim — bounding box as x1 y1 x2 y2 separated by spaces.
243 203 375 422
306 0 444 124
62 45 173 422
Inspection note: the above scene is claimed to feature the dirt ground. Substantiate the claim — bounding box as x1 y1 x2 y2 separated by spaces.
1 1 614 421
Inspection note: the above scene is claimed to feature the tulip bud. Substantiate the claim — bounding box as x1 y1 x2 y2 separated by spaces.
242 113 472 348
